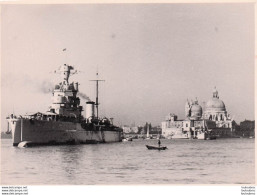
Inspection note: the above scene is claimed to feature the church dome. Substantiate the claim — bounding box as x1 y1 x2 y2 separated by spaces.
191 104 202 113
191 104 202 118
205 87 226 112
206 98 226 111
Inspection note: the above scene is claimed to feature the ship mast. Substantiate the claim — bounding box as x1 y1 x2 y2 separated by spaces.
90 72 105 119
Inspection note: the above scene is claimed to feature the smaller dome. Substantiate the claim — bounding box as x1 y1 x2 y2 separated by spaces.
191 104 202 118
191 104 202 112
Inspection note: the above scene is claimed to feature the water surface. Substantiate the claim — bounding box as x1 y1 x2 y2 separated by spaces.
1 138 255 185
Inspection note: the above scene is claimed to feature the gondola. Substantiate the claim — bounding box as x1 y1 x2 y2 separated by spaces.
146 145 167 150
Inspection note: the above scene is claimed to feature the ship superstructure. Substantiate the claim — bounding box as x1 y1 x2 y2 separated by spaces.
49 64 83 119
7 63 122 146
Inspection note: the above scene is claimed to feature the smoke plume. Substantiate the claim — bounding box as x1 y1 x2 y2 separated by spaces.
40 81 55 94
77 92 91 101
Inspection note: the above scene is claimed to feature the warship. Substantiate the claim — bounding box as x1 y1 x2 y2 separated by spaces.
7 64 123 146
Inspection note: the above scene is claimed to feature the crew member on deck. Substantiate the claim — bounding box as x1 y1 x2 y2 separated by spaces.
158 139 161 147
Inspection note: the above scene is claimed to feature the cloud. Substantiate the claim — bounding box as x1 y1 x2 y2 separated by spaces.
2 72 54 94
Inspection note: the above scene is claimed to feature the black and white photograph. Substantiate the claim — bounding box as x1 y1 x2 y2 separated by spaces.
1 2 255 192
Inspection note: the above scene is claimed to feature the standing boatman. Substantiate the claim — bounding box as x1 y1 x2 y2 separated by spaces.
158 139 161 147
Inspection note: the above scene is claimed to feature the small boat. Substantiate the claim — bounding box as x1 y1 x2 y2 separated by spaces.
146 145 167 150
122 137 133 142
127 137 133 141
206 135 216 140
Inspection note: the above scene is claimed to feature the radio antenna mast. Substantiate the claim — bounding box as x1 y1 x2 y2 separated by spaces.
90 69 105 119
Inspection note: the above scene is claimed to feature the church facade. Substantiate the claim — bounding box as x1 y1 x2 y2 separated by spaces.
162 87 233 139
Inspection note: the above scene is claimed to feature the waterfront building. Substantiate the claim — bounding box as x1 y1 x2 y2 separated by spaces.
131 126 139 133
236 120 255 137
122 126 131 134
162 87 233 139
122 125 139 134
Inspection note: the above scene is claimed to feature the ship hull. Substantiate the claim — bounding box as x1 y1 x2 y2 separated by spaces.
8 118 122 146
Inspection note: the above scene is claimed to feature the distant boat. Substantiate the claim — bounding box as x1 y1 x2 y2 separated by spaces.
122 137 133 142
146 145 167 150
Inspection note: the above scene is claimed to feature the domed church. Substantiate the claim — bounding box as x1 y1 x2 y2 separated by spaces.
203 87 232 128
162 87 233 139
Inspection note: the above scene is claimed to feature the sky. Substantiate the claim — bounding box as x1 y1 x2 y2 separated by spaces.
1 4 255 130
